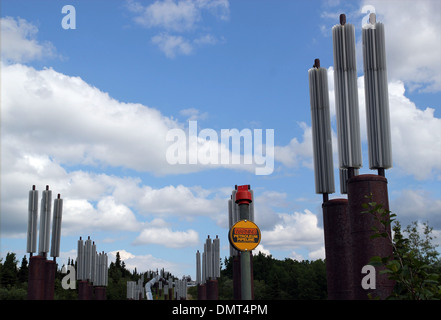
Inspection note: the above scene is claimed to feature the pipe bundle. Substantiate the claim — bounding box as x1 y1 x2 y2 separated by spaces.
76 236 108 286
332 15 363 170
308 60 335 194
362 13 392 170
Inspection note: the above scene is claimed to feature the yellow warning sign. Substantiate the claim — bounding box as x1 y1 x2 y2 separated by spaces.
229 220 261 251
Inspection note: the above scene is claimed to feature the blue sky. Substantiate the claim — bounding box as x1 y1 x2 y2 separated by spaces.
1 0 440 280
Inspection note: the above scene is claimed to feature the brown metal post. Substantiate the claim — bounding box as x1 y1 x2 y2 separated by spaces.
232 255 241 299
348 174 395 299
27 255 46 300
206 279 218 300
78 280 90 300
322 198 353 299
94 286 106 300
197 284 207 300
44 259 56 300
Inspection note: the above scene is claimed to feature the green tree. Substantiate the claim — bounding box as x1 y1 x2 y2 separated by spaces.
219 252 327 300
1 252 18 288
18 255 29 284
363 197 441 300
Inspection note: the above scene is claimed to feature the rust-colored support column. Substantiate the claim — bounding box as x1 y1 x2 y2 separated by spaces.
206 279 218 300
348 174 395 299
94 286 106 300
232 255 241 300
322 199 353 299
197 284 206 300
78 280 91 300
27 255 46 300
250 253 254 300
44 260 56 300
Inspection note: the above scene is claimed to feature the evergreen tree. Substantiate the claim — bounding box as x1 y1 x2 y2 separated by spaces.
1 252 18 287
17 255 29 284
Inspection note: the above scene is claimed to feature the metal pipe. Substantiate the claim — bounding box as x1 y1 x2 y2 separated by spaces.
38 185 52 256
196 250 201 285
27 185 38 254
308 61 335 195
206 236 212 280
332 15 363 170
91 243 97 285
362 13 392 171
213 235 220 278
77 237 84 280
235 185 253 300
50 194 63 258
240 250 251 300
145 274 159 300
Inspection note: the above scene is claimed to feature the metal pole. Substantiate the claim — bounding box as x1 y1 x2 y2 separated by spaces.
27 185 38 255
50 194 63 258
38 185 52 257
240 250 251 300
235 185 253 300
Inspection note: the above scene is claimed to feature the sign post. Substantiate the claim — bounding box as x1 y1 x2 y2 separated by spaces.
229 185 260 300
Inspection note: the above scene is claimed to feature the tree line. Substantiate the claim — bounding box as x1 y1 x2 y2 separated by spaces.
1 218 440 300
0 251 166 300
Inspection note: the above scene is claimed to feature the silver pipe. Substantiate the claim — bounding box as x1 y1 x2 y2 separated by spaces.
308 62 335 195
50 194 63 258
77 237 84 280
38 186 52 255
27 186 38 254
196 250 201 285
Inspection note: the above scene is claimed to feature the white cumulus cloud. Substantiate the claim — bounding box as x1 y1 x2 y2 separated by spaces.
0 16 56 63
133 227 199 247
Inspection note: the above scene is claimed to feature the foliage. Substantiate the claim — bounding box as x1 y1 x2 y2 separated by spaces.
362 195 441 300
0 251 174 300
218 253 327 300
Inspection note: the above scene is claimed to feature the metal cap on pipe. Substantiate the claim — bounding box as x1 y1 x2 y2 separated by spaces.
235 185 252 205
339 13 346 25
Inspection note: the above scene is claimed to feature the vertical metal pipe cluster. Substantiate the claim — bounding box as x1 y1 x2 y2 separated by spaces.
127 274 144 300
310 12 394 300
332 15 363 172
362 13 392 172
76 236 108 299
174 279 188 300
26 185 63 300
308 60 335 197
141 271 187 300
196 235 220 299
